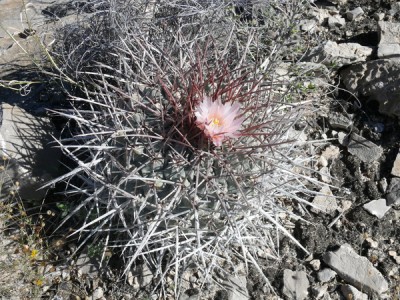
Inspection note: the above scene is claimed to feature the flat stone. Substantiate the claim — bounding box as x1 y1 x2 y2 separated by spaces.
305 41 372 70
378 44 400 60
347 133 382 163
317 268 336 283
341 284 368 300
363 199 391 218
391 150 400 177
282 270 309 300
322 244 389 295
312 186 338 214
379 21 400 45
386 177 400 205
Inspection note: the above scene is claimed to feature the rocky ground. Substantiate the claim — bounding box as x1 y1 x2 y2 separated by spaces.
1 0 400 299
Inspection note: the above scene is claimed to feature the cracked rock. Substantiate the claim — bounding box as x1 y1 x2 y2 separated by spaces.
322 244 389 295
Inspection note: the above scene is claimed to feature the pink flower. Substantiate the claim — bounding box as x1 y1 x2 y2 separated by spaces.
194 97 244 146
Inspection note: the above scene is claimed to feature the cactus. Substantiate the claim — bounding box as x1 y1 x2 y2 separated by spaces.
47 0 323 296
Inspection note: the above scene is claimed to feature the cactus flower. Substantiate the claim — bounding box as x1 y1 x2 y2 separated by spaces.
194 97 244 146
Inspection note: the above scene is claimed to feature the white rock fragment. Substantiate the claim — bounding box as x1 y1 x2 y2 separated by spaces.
365 237 379 249
92 287 104 300
363 199 391 219
379 21 400 45
388 250 400 264
341 284 368 300
282 270 309 300
317 268 336 283
338 132 349 146
328 15 346 28
310 259 321 271
322 244 389 295
318 155 328 167
391 150 400 177
378 44 400 60
346 7 364 21
379 178 388 193
312 186 338 214
347 133 383 163
340 200 353 212
319 166 332 183
373 12 385 21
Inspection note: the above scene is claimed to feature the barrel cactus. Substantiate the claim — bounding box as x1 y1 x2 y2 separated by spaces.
47 0 321 296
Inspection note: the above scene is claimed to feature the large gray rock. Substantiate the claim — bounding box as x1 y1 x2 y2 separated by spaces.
379 21 400 45
305 41 372 70
322 244 389 296
0 103 61 201
340 59 400 118
346 133 382 163
377 22 400 60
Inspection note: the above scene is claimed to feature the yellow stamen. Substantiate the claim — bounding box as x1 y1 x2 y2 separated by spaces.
211 118 221 126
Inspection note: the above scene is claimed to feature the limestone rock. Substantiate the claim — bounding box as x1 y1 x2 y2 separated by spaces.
379 21 400 45
306 41 372 70
322 244 389 295
363 199 391 218
340 59 400 118
346 133 382 164
0 103 61 201
377 44 400 60
312 186 337 214
391 150 400 177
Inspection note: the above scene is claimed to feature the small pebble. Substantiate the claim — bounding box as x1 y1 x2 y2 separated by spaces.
310 259 321 271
